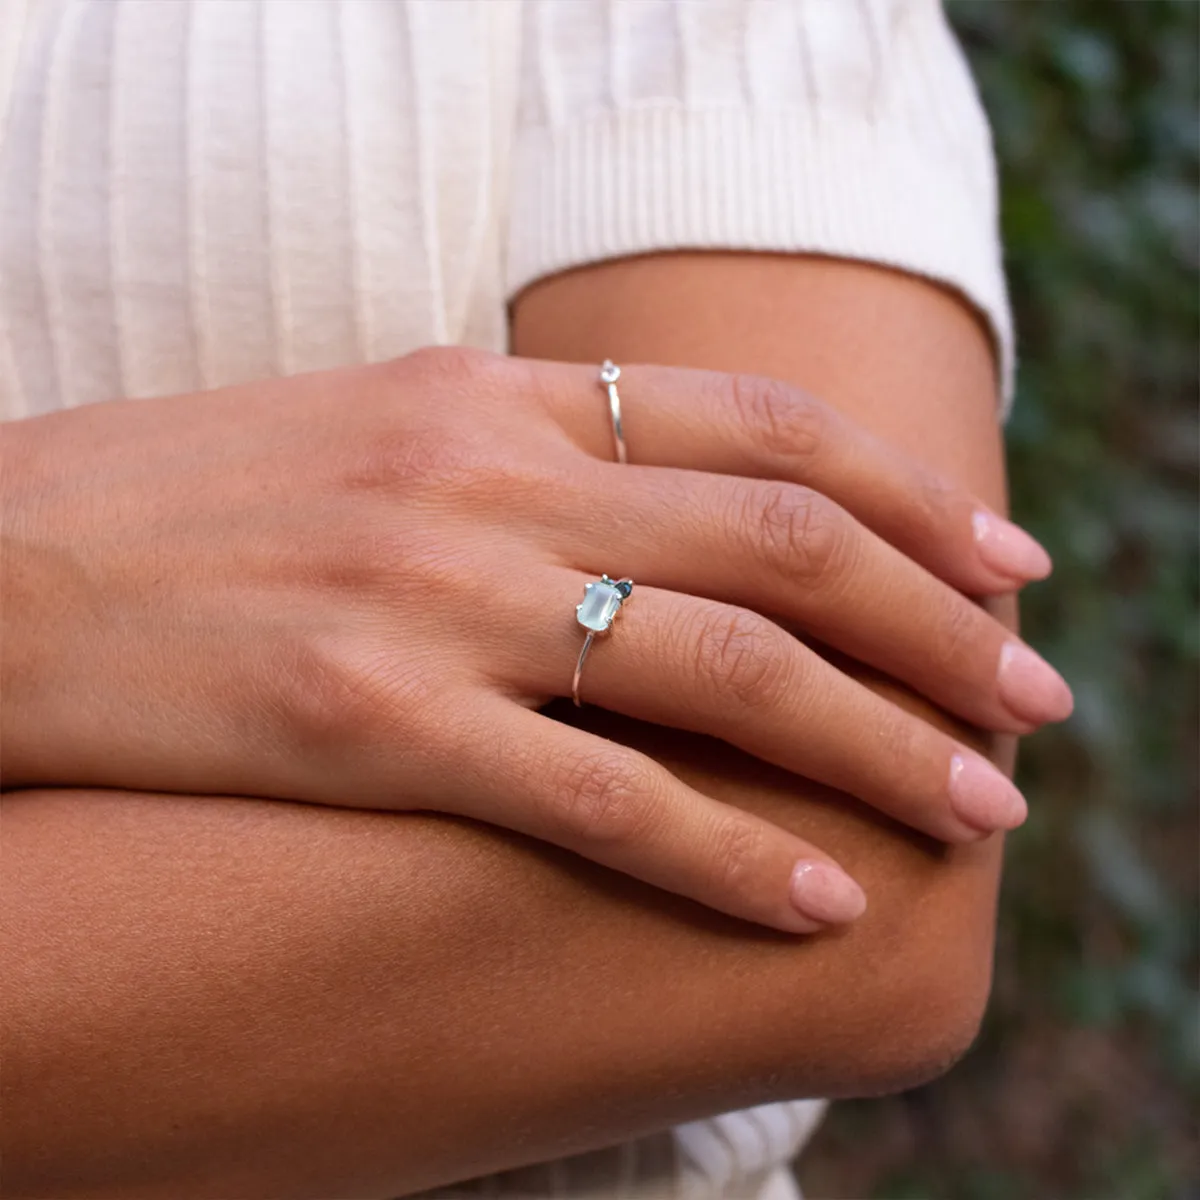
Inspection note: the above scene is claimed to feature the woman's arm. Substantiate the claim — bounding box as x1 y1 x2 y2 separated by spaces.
2 255 1017 1199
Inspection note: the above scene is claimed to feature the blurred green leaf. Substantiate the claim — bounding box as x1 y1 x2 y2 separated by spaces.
805 3 1199 1196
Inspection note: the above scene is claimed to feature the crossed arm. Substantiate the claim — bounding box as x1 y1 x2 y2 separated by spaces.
1 253 1015 1199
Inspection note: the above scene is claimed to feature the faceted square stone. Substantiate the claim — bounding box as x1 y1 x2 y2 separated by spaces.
577 581 623 632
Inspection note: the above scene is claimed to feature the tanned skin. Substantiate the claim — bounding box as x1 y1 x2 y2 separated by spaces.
1 253 1016 1199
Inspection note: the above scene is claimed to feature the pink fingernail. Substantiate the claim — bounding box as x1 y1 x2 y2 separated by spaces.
789 861 867 927
997 641 1075 725
972 511 1053 583
949 752 1028 835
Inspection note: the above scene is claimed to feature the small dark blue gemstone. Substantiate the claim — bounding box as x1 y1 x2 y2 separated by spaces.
614 579 633 599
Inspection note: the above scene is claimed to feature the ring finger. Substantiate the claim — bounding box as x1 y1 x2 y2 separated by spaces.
541 464 1072 734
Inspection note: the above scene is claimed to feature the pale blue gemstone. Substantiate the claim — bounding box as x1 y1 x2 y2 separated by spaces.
577 581 624 632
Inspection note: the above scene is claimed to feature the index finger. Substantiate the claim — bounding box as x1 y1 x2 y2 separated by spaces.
527 359 1051 597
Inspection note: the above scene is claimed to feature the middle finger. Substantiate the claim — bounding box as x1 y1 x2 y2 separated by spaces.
542 463 1073 734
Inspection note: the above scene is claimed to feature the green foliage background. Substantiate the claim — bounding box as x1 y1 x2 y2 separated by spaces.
803 3 1199 1197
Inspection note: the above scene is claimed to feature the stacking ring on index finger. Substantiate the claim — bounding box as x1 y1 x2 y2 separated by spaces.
599 359 628 464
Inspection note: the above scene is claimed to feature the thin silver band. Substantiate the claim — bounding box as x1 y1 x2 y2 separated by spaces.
599 359 627 465
572 632 597 708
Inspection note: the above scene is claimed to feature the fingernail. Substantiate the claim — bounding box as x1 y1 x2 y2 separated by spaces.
948 752 1028 835
972 510 1052 583
997 641 1075 725
789 861 867 927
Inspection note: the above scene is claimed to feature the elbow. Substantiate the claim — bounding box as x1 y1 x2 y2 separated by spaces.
843 888 996 1096
763 842 1000 1102
844 939 994 1097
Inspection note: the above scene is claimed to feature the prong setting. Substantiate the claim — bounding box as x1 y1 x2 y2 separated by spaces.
572 574 634 706
576 575 633 633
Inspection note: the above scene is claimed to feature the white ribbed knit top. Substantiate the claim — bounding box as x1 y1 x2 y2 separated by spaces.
0 0 1012 420
0 2 1011 1195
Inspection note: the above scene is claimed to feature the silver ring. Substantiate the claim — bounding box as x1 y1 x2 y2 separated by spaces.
572 574 633 707
599 360 628 464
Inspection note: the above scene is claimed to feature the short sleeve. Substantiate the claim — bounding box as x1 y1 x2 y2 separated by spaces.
505 0 1015 412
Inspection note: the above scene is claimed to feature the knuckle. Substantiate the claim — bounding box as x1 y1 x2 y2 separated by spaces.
552 749 659 848
728 373 825 462
375 345 515 428
273 638 386 752
913 467 961 544
396 344 509 390
930 594 983 677
274 633 443 757
746 482 846 584
708 816 768 900
868 710 924 778
353 354 552 502
690 605 793 712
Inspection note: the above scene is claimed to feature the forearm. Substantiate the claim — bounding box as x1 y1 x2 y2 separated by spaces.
2 255 1017 1197
2 708 1001 1200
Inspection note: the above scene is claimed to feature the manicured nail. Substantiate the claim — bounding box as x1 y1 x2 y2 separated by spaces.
948 752 1028 835
789 861 867 927
972 511 1052 583
997 641 1075 725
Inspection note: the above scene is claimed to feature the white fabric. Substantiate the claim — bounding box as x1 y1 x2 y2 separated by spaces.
0 1 1012 1194
0 0 1012 422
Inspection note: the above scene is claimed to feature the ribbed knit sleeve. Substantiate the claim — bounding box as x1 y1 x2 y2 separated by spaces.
505 0 1014 408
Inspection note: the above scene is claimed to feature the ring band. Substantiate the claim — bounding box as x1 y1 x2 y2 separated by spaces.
599 360 628 465
572 574 633 707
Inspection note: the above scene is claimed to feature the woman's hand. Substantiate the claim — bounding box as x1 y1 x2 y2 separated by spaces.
0 348 1070 932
